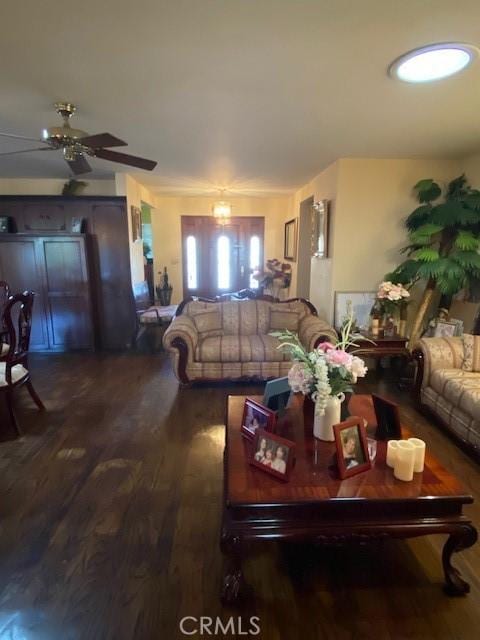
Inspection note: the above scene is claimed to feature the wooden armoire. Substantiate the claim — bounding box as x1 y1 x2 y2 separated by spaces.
0 196 135 351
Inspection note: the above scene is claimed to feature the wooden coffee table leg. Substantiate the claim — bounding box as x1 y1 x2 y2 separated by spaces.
442 524 478 596
220 531 248 604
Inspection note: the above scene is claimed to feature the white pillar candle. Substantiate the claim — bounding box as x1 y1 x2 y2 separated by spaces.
408 438 426 473
394 441 415 482
386 440 399 468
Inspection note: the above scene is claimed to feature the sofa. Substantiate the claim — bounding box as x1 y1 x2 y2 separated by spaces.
163 296 337 383
413 335 480 455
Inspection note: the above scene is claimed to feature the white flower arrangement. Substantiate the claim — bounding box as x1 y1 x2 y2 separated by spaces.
273 315 367 416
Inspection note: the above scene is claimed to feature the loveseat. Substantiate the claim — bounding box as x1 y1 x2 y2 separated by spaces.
413 335 480 454
163 297 337 383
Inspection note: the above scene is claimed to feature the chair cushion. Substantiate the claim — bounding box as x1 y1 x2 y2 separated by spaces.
430 368 480 421
0 362 29 386
462 334 480 372
1 343 8 356
195 334 292 363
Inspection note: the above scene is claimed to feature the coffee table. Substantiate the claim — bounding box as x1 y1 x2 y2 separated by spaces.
221 394 477 603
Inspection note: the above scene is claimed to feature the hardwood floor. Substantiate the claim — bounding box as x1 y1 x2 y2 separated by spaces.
0 352 479 639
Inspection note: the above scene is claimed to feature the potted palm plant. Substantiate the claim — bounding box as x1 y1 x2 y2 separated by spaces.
387 175 480 345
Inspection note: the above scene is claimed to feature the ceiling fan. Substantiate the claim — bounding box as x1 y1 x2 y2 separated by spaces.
0 102 157 175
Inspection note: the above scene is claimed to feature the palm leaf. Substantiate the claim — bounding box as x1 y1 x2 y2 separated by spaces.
385 259 420 284
464 190 480 211
414 179 442 203
405 204 432 231
429 201 478 226
417 261 445 280
450 250 480 270
410 247 440 262
454 231 480 251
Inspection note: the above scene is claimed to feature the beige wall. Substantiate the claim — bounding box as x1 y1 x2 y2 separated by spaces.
290 161 339 320
291 157 460 324
461 152 480 185
115 173 158 285
151 195 292 304
0 178 115 196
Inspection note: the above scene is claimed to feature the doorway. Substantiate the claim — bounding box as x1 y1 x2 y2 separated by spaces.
181 216 264 298
297 196 313 299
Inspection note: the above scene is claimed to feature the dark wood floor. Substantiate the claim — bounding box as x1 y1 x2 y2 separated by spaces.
0 351 479 639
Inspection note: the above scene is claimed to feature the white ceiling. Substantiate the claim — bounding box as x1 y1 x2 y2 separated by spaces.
0 0 479 195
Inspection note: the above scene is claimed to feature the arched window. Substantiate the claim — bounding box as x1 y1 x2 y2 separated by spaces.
186 235 197 289
249 235 260 288
217 235 230 290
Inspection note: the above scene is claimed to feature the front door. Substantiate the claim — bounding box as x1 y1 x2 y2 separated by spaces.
181 216 264 298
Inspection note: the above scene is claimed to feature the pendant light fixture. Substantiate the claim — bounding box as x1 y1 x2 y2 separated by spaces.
212 189 232 220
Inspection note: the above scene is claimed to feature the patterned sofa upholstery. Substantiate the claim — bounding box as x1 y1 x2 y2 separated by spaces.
413 336 480 454
163 297 337 383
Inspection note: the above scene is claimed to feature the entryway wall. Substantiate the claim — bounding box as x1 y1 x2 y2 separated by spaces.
296 196 313 300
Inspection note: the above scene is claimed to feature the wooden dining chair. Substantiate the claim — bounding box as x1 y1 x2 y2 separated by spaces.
0 291 45 434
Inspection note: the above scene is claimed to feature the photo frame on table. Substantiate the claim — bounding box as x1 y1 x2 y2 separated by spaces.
0 216 10 233
249 428 295 481
284 218 297 261
263 376 291 415
311 199 330 258
334 291 376 331
372 393 402 440
131 205 142 242
434 320 457 338
241 398 277 440
333 417 371 479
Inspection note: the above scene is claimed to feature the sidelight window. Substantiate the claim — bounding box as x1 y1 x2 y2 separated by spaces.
217 235 230 290
249 235 260 288
186 235 198 289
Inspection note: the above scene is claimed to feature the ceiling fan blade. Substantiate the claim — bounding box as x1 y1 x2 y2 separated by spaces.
66 155 92 175
0 146 53 156
94 148 157 171
80 132 127 148
0 132 44 143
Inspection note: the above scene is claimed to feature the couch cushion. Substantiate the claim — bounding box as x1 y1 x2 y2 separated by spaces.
462 334 480 372
195 334 292 363
269 308 300 332
190 308 223 338
430 368 480 421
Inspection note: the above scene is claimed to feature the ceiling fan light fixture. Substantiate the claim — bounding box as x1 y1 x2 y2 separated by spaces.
388 42 478 83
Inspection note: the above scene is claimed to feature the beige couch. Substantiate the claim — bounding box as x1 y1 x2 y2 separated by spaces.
163 297 337 383
414 336 480 454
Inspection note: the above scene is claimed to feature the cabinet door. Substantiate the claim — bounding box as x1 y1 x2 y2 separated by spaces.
42 237 93 350
0 239 50 350
90 203 135 349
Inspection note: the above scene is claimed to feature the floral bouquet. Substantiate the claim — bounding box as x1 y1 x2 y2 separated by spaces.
375 281 410 315
252 259 292 290
272 315 367 416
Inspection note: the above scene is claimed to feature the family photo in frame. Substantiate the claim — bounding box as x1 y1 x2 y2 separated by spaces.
241 398 276 440
250 429 295 481
333 417 371 479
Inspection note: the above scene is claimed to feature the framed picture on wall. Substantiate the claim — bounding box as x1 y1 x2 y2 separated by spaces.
334 291 376 331
131 205 142 242
311 199 329 258
284 218 297 261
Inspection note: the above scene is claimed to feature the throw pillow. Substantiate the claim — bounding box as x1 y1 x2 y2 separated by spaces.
191 309 224 338
462 334 480 372
269 308 300 332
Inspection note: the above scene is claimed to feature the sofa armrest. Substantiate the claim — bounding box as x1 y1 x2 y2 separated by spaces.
413 337 464 391
298 315 338 351
163 315 199 358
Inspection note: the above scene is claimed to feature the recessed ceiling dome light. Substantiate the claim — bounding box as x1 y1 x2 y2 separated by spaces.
389 43 478 83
